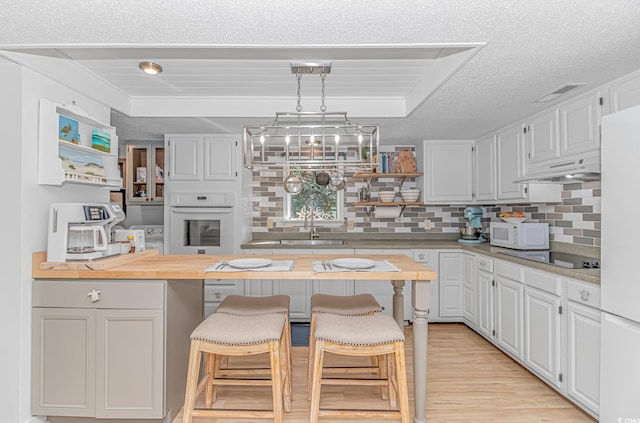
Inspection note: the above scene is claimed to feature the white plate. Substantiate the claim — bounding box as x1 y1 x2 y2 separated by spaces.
227 258 273 269
331 258 376 270
501 217 527 223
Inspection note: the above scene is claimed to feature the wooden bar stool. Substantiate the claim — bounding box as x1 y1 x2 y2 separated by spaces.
182 312 288 423
308 294 383 399
309 313 411 423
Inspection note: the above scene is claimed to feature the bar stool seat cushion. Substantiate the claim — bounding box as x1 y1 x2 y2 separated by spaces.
315 314 404 346
191 313 286 345
311 293 382 315
216 294 290 315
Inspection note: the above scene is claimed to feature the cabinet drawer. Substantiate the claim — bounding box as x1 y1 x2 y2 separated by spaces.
33 280 165 309
204 282 244 302
477 255 494 273
495 260 523 281
567 279 601 309
524 268 562 295
411 249 434 264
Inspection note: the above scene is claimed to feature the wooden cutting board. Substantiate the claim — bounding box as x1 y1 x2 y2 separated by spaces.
40 249 159 271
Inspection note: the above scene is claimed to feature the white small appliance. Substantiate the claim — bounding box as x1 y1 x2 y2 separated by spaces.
47 202 126 262
489 221 549 250
113 229 146 253
130 225 164 254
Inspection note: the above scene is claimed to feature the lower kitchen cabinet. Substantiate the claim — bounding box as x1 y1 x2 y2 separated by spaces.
523 286 562 388
476 256 495 341
495 272 524 360
438 252 464 319
31 279 202 421
204 279 245 317
462 253 477 327
567 301 601 416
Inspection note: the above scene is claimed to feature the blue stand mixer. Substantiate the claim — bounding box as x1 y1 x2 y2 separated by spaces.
458 206 487 244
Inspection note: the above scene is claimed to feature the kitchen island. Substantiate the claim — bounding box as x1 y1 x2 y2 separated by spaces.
32 251 437 423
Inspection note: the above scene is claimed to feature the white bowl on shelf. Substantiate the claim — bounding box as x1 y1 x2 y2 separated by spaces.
378 192 396 202
501 217 527 223
400 189 420 202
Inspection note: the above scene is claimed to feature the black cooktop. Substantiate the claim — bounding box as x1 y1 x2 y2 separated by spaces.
497 250 600 269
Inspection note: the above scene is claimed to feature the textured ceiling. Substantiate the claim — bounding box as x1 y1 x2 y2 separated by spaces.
2 0 640 143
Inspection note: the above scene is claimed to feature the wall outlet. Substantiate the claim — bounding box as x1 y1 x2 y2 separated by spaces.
424 219 432 230
266 218 274 229
347 220 355 230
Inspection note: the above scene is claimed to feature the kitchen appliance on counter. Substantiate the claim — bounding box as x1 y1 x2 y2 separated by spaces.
457 206 487 244
130 225 164 254
489 221 549 250
600 104 640 421
113 229 146 253
495 249 600 269
47 202 125 262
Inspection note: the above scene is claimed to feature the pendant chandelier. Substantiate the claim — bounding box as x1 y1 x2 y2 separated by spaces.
242 61 380 173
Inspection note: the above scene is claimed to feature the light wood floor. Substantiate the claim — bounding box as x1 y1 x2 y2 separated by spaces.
174 323 596 422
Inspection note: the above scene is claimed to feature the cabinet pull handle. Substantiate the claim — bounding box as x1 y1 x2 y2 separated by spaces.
215 292 222 299
88 289 101 302
579 290 590 301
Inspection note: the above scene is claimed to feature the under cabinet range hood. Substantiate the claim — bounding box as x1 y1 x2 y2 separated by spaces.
514 150 600 183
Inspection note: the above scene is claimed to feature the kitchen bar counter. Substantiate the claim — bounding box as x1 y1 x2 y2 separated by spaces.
241 238 600 285
32 251 436 423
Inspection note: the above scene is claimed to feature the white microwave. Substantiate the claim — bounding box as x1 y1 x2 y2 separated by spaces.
489 222 549 250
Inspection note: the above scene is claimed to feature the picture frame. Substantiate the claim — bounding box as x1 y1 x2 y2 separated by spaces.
109 189 126 214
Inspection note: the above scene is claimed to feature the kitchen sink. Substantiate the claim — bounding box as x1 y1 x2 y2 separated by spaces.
279 239 345 246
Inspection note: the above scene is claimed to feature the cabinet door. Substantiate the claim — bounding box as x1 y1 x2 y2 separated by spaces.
476 269 495 340
168 136 202 181
523 287 562 388
96 309 164 419
423 141 474 203
32 308 97 417
608 72 640 113
558 93 601 157
438 252 464 318
204 136 237 180
462 253 476 326
273 279 312 321
474 136 497 201
525 108 559 167
496 124 526 200
495 275 524 360
127 143 165 204
567 302 600 415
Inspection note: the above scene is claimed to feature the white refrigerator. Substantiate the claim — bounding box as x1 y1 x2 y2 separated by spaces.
600 104 640 422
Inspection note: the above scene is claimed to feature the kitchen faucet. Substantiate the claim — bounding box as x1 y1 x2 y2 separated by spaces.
304 198 320 240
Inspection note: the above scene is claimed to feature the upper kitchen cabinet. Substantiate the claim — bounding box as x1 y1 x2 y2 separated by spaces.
523 108 560 169
558 92 602 157
423 140 474 204
165 135 238 182
496 124 561 203
474 135 497 202
126 143 165 205
607 70 640 114
38 99 121 188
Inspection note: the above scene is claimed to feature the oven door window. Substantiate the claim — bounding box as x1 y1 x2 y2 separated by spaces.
183 219 221 247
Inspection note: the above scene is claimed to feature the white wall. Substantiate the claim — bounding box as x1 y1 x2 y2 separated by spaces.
0 62 115 423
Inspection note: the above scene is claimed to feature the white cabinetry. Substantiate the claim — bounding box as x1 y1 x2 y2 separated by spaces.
524 108 559 168
166 134 238 181
31 279 201 420
496 123 526 200
462 252 477 327
607 70 640 113
475 255 495 341
423 141 474 203
38 99 121 188
438 252 464 319
203 280 245 317
354 249 413 322
566 279 601 417
474 136 497 201
558 92 601 157
494 260 524 360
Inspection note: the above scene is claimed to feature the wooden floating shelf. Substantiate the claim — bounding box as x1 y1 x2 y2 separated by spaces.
353 202 424 206
353 172 423 178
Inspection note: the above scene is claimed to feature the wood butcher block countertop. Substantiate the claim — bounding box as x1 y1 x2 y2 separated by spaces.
32 251 437 281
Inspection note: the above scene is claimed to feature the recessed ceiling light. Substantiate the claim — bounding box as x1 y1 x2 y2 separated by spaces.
138 62 163 75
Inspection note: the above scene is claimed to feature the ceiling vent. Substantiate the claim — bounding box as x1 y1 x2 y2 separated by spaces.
532 83 586 103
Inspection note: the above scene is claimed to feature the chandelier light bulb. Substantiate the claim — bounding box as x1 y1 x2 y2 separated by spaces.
285 134 291 144
358 134 363 143
334 134 340 143
260 134 265 144
310 134 315 143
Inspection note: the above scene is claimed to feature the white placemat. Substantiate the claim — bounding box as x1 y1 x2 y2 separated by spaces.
312 259 401 273
205 260 296 272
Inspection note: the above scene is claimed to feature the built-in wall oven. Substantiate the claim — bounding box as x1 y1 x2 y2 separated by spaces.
168 192 235 254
